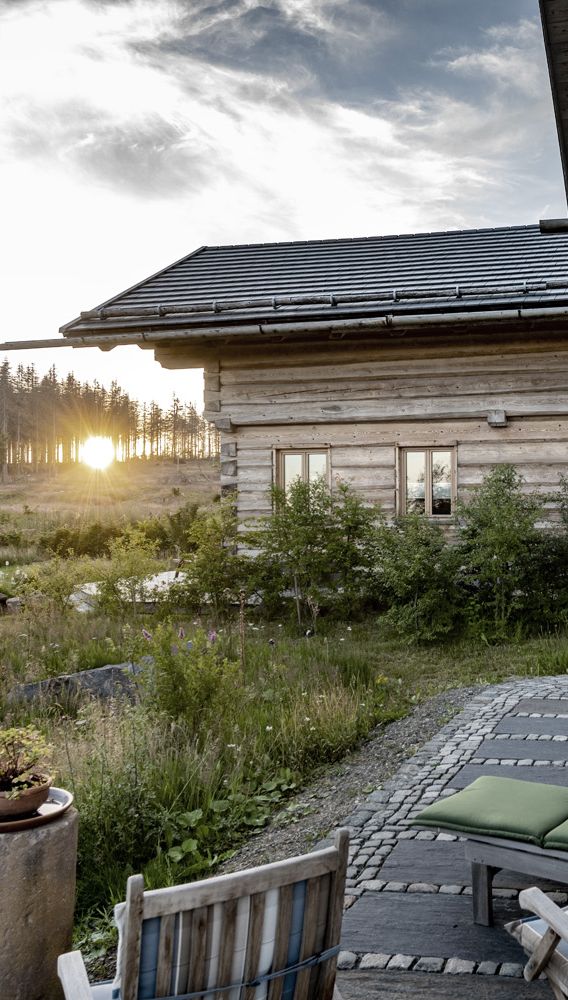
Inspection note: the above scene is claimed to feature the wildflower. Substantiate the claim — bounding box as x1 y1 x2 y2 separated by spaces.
310 726 316 732
141 628 152 642
178 626 185 639
278 624 283 628
268 638 275 647
265 725 273 732
208 629 217 643
304 717 311 722
347 626 352 632
339 638 345 642
226 743 237 749
302 690 307 696
305 628 314 638
186 640 193 651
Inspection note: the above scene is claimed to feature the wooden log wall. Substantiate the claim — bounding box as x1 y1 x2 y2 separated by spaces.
204 343 568 525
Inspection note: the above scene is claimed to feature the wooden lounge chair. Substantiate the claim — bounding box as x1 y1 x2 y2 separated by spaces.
412 775 568 926
58 828 349 1000
506 886 568 1000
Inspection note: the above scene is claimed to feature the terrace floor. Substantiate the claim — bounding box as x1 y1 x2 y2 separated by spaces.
335 675 568 998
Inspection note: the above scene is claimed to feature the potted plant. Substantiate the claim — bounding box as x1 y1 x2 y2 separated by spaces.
0 725 54 819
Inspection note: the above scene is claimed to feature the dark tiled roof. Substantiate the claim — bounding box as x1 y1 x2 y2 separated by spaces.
61 224 568 336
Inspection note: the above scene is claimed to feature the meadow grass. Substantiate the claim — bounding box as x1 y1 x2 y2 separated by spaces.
4 615 567 932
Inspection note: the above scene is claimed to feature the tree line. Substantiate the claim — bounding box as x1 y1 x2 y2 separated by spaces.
0 361 219 471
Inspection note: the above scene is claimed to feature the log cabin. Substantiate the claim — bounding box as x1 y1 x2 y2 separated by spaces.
60 223 568 527
57 0 568 528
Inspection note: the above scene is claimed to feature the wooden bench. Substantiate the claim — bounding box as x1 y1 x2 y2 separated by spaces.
58 828 349 1000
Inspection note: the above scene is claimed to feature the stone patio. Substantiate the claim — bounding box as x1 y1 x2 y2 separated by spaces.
334 676 568 998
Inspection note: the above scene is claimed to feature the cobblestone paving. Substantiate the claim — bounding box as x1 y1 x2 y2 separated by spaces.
335 676 568 980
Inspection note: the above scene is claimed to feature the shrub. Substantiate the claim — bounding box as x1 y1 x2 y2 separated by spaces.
249 478 378 623
456 465 543 640
373 514 461 643
97 528 161 619
170 501 247 618
19 556 100 614
140 624 240 731
40 522 121 558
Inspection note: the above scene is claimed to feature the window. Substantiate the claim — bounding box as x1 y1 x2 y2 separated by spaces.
277 449 329 491
401 448 454 517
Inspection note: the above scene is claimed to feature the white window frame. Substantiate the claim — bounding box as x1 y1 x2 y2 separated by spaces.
398 446 456 518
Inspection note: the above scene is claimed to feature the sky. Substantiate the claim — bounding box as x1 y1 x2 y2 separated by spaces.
0 0 565 409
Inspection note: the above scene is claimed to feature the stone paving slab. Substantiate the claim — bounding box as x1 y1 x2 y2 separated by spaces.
378 840 566 891
341 893 525 963
449 763 568 789
513 699 568 715
336 677 568 990
475 737 568 760
494 715 568 735
336 969 550 998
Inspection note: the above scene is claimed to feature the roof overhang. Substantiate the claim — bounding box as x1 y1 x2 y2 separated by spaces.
540 0 568 205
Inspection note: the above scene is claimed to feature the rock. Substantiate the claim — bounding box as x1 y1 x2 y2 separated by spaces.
6 596 22 614
8 660 146 706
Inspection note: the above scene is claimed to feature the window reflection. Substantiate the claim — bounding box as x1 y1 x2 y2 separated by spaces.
283 453 302 492
406 451 426 514
308 453 327 481
432 451 452 516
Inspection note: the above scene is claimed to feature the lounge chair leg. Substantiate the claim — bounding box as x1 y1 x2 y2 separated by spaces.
471 862 497 926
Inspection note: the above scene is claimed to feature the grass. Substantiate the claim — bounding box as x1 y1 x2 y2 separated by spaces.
0 458 219 565
4 617 567 920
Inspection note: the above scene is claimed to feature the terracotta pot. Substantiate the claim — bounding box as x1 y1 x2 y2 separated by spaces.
0 776 52 820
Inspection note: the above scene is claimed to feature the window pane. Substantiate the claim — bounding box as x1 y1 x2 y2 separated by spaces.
283 453 302 491
308 452 327 481
406 451 425 514
431 450 452 515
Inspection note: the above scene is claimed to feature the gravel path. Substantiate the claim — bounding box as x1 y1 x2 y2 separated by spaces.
218 685 482 873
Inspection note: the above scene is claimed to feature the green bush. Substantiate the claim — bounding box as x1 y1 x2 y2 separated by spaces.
141 623 240 731
249 478 378 623
40 522 121 558
456 465 544 641
170 501 247 618
373 514 462 643
97 528 161 619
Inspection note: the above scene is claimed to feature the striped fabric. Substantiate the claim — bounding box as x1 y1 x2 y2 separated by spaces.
111 879 334 1000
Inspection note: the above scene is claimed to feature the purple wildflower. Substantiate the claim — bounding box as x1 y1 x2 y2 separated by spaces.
142 628 152 642
178 626 185 639
208 629 217 644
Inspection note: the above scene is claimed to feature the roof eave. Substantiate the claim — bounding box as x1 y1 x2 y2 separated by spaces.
540 0 568 206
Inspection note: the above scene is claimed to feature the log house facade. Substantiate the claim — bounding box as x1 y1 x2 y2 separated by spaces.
61 224 568 529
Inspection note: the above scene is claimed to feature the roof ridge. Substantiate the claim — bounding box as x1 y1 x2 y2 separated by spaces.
198 223 541 254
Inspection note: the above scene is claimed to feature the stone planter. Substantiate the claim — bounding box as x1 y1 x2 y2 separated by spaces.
0 807 78 1000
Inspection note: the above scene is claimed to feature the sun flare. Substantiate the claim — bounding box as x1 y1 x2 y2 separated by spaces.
81 436 115 470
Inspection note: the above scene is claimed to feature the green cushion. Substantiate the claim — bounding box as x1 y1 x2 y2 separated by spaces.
412 776 568 846
544 818 568 852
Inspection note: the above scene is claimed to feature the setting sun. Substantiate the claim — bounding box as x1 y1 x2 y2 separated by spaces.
81 436 115 470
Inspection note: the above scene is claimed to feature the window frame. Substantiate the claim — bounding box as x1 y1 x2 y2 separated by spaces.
275 447 331 491
398 446 456 519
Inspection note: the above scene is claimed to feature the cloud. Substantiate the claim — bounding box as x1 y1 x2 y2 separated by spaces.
441 17 546 97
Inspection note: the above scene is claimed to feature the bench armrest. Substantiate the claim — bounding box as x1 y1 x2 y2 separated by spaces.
519 887 568 941
57 950 92 1000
